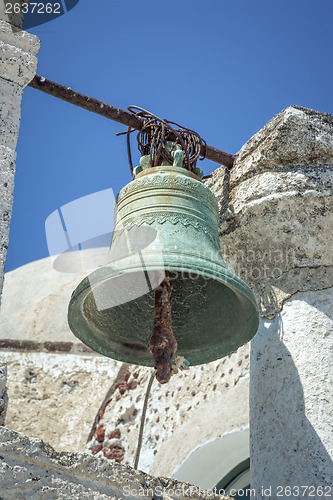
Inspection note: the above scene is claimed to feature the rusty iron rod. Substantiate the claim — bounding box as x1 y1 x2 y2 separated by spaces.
134 369 156 470
28 74 235 168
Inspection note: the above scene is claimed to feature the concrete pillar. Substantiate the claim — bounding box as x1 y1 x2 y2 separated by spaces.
0 16 39 303
220 106 333 498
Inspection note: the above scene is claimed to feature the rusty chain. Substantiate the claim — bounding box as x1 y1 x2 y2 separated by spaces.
125 106 207 177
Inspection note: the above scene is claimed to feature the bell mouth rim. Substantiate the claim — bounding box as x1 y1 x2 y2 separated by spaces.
68 258 259 366
70 256 259 311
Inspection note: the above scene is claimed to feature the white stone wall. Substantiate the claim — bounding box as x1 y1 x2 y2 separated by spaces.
251 289 333 495
1 350 120 452
221 106 333 319
0 19 39 303
0 256 93 344
220 106 333 498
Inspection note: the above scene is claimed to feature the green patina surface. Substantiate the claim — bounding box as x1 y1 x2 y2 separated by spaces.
68 150 259 366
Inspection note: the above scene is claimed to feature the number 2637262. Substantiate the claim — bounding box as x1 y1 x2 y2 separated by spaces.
5 3 61 14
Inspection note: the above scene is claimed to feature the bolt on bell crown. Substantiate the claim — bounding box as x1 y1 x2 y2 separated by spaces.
68 143 259 366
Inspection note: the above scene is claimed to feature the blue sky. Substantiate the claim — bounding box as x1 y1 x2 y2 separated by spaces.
6 0 333 272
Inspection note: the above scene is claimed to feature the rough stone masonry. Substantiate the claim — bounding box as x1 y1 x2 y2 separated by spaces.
0 17 39 303
0 426 233 500
0 361 8 425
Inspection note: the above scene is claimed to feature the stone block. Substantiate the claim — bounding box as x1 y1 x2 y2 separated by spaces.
0 426 232 499
219 106 333 318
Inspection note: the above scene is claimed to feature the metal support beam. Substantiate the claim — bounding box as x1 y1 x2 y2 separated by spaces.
28 75 235 169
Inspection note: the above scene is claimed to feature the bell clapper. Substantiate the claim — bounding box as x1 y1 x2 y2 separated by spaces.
148 271 177 384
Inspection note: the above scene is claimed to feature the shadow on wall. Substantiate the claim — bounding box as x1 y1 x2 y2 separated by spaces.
250 314 333 492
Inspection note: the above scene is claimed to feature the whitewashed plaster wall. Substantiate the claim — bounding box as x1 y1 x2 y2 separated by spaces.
85 346 250 477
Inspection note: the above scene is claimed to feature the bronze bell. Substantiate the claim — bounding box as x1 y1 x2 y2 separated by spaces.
68 144 259 369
